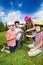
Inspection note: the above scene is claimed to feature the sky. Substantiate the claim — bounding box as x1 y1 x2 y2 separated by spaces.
0 0 43 24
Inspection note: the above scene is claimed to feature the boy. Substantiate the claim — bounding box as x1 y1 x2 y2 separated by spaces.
14 21 23 48
26 24 43 57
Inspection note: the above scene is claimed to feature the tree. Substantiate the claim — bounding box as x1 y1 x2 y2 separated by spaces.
0 22 5 32
5 24 8 31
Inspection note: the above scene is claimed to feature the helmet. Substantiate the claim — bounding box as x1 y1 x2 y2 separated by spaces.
24 15 31 21
35 21 43 26
7 22 14 27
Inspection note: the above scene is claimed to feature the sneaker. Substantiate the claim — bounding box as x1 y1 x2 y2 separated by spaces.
1 46 5 52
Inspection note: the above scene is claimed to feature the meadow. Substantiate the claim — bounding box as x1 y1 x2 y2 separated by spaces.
0 31 43 65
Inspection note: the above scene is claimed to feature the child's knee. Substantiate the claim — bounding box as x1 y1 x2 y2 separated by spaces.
28 51 32 56
28 51 35 57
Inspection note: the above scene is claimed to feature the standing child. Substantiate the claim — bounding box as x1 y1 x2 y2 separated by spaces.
26 24 43 57
14 21 23 48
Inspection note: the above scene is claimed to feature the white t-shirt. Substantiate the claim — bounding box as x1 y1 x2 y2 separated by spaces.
14 27 23 40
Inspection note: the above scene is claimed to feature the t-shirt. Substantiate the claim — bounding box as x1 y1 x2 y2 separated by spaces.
14 27 23 40
25 21 35 35
6 29 16 46
34 32 43 50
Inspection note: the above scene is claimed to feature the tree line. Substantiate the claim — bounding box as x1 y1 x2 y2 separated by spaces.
0 22 8 32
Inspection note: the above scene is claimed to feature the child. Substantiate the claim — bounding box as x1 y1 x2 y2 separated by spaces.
24 15 35 31
24 15 35 45
14 21 23 48
26 24 43 57
1 22 16 53
1 22 20 53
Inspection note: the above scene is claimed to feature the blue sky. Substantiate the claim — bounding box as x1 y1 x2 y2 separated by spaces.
0 0 43 23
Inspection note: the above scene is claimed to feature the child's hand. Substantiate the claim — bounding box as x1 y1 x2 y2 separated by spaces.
26 34 28 37
30 48 35 52
26 29 31 32
19 29 22 32
26 30 28 32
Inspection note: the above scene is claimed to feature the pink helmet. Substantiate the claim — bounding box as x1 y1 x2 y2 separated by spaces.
24 15 31 22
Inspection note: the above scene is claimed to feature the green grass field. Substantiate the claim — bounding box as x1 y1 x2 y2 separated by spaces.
0 31 43 65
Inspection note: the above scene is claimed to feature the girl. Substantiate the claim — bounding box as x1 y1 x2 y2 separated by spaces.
24 15 35 43
24 15 35 31
26 24 43 57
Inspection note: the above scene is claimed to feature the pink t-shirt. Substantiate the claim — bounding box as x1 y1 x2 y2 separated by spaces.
34 32 43 50
6 29 16 46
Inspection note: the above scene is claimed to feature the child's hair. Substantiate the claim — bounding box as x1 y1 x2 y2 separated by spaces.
15 21 20 24
26 19 33 30
35 25 43 31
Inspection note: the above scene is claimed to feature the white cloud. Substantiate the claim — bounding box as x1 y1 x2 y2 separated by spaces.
2 10 25 24
18 3 22 7
0 6 5 17
32 2 43 22
40 2 43 9
0 11 5 17
0 7 5 21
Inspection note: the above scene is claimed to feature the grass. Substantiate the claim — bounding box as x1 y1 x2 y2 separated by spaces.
0 31 43 65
